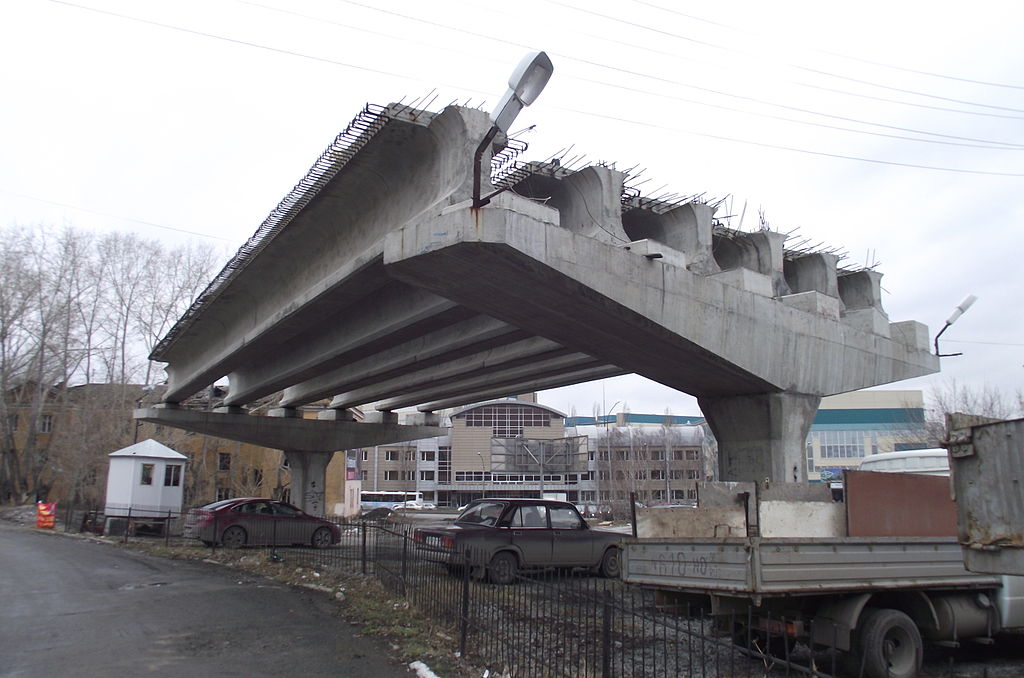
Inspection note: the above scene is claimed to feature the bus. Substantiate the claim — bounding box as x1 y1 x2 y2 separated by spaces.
360 490 424 511
858 448 950 476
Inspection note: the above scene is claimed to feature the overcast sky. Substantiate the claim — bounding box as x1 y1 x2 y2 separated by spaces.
2 0 1021 417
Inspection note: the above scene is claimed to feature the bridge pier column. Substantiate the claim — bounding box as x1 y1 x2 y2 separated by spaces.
698 392 820 483
283 450 334 516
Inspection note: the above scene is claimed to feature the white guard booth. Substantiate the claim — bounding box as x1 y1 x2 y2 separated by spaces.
104 439 187 534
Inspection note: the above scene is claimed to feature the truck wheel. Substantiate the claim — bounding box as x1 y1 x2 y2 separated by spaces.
853 608 922 678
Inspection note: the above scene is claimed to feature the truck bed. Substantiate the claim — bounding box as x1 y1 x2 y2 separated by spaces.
622 537 1000 597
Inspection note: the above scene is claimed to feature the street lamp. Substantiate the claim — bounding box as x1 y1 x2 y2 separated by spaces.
477 451 487 499
472 51 554 207
934 295 977 357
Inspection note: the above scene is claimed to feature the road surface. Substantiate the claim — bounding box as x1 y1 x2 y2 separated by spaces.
0 522 415 678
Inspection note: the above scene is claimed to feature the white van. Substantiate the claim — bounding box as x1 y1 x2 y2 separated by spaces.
858 448 950 475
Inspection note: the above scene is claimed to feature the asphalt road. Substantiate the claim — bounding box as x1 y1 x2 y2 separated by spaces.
0 522 416 678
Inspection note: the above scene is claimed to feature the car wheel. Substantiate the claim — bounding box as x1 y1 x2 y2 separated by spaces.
311 527 333 549
598 547 621 578
221 525 247 549
488 552 518 585
851 608 922 678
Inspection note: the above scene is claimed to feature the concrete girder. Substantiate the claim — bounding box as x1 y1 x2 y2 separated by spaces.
152 105 496 404
373 353 613 411
622 200 720 275
224 281 465 406
412 363 628 413
279 315 529 407
323 336 574 410
511 165 629 245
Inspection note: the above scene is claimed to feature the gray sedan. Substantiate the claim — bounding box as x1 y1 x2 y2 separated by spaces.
413 498 623 584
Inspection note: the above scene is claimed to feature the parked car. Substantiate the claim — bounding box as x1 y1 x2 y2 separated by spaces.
412 498 623 584
183 498 340 549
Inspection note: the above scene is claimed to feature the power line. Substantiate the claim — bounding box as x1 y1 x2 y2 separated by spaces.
42 0 1024 177
546 0 1024 119
0 188 235 242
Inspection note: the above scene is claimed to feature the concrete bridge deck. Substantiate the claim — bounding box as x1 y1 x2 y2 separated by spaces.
138 102 937 505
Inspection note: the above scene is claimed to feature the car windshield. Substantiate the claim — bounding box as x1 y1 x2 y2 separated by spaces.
199 499 241 511
457 501 505 526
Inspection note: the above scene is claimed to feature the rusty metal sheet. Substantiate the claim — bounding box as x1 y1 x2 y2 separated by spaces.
947 416 1024 575
845 470 958 537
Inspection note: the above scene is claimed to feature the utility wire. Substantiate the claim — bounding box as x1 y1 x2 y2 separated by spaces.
629 0 1024 91
0 188 236 241
43 0 1024 176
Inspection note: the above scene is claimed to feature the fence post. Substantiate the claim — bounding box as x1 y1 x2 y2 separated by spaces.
165 509 172 547
360 522 367 574
124 506 132 544
400 530 409 594
459 549 471 659
602 588 612 678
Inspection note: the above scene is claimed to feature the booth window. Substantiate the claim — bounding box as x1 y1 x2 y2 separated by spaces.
140 463 154 485
164 464 182 487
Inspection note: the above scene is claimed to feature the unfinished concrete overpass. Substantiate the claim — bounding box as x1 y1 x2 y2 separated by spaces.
137 102 938 510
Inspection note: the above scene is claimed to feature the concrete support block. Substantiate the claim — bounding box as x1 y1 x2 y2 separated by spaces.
843 308 891 337
708 268 774 297
698 391 821 483
362 410 398 425
212 406 246 415
779 291 841 320
268 407 300 418
405 411 440 427
623 239 687 268
890 320 930 351
317 408 357 422
283 450 334 515
783 253 840 299
622 201 719 275
838 269 885 311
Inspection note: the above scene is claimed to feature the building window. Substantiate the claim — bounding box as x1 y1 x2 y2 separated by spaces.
140 463 154 485
685 450 699 461
360 470 368 481
401 471 415 481
669 470 684 480
216 487 231 501
649 450 664 461
420 450 435 462
362 450 369 461
457 404 553 437
39 414 54 433
650 469 665 480
384 471 398 481
420 470 435 481
163 464 182 487
385 450 398 462
686 469 698 480
218 453 231 471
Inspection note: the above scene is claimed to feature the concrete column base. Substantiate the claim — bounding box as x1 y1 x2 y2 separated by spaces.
698 392 821 483
283 450 334 515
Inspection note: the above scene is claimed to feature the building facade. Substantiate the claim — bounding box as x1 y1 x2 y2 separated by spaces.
806 390 930 484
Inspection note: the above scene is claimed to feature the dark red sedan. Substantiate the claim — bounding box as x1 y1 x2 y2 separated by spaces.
183 498 340 549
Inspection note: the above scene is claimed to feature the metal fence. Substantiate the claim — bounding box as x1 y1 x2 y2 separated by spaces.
60 505 839 677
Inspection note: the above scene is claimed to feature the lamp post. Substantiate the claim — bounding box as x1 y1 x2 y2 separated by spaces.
477 451 487 499
934 295 977 357
472 51 554 208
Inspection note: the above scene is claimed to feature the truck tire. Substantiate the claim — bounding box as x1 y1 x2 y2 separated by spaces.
852 608 922 678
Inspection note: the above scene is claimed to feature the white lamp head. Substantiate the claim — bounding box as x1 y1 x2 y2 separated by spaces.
491 51 554 133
